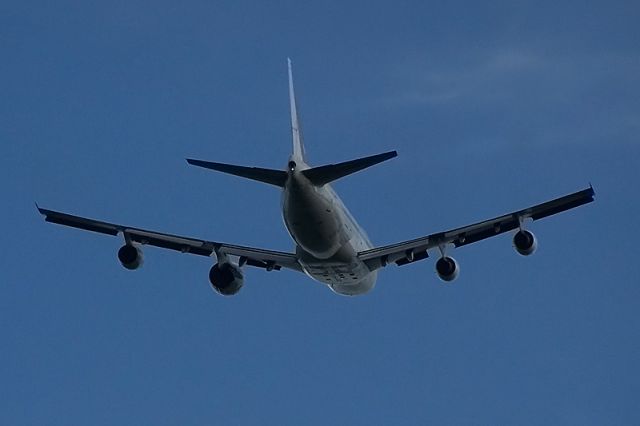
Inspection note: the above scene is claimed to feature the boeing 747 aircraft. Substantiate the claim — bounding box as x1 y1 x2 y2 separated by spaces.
38 60 595 296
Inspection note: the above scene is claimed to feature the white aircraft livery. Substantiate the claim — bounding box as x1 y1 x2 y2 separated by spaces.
38 59 595 296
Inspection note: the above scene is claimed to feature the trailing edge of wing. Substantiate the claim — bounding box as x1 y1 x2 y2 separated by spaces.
302 150 398 186
186 158 287 187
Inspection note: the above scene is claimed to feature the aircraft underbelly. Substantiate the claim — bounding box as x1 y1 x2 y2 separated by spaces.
297 242 377 296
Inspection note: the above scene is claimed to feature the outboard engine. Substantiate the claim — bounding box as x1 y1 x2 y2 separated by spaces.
513 230 537 256
118 244 143 270
209 263 244 296
436 256 459 282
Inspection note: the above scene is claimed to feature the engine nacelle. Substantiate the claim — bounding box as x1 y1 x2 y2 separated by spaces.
118 244 143 270
436 256 459 282
209 263 244 296
513 230 537 256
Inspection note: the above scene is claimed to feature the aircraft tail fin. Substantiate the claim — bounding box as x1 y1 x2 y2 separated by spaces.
288 58 306 162
302 150 397 186
186 158 287 187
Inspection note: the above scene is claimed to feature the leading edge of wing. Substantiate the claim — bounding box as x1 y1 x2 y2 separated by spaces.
37 206 302 271
358 186 595 268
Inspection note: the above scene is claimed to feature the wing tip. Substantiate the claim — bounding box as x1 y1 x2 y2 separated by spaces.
35 202 46 215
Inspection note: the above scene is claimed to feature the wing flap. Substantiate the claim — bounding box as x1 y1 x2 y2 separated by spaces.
126 229 213 256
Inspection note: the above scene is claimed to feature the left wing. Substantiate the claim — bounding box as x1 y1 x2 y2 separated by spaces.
358 186 595 269
37 207 302 272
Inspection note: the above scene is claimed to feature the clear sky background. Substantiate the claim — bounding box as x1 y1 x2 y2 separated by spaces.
2 1 639 424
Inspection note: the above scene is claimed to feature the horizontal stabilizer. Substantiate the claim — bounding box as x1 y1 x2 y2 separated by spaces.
186 159 287 187
302 150 397 186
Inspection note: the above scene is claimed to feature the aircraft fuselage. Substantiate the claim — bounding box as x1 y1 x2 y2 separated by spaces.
282 161 376 295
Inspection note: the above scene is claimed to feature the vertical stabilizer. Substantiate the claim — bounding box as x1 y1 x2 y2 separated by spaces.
288 58 306 162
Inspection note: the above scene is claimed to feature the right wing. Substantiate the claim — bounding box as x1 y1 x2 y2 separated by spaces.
358 186 595 269
37 207 302 272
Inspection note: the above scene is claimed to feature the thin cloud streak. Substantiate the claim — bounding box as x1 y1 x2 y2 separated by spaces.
384 50 639 107
377 49 640 149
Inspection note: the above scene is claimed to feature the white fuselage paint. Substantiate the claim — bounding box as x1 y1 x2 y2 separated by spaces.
281 161 377 296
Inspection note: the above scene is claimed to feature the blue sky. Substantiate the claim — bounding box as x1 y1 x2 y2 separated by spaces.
2 1 639 424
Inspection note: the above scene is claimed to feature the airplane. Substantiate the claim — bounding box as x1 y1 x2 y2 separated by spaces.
38 59 595 296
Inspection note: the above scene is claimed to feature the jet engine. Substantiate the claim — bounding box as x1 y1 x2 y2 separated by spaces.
209 262 244 296
118 244 143 270
436 256 459 282
513 230 537 256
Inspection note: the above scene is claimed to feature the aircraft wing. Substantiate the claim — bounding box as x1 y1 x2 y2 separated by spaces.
358 186 595 269
37 207 302 272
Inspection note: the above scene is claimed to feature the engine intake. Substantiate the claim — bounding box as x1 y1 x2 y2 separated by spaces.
436 256 459 282
513 230 537 256
118 244 143 270
209 263 244 296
